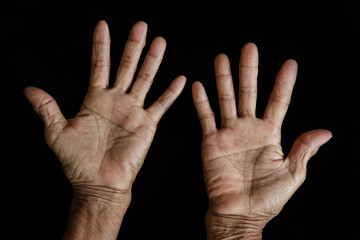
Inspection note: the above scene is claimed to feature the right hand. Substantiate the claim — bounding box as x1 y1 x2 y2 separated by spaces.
192 43 331 231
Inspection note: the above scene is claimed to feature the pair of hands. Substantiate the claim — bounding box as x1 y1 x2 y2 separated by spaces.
24 21 331 239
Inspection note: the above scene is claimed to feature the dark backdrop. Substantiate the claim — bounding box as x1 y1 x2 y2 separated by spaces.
2 1 360 239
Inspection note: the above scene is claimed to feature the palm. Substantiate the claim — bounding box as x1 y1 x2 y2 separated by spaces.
25 21 186 192
52 90 157 190
202 118 295 217
192 43 331 220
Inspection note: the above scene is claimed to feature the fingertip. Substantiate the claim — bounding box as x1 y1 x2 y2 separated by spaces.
149 36 167 55
276 59 298 85
153 36 166 45
191 81 205 96
316 129 333 146
96 20 108 28
285 59 298 69
214 53 229 66
243 42 258 48
23 86 40 101
24 85 36 92
214 53 231 76
23 87 34 103
305 129 333 166
282 59 298 73
177 74 187 83
23 86 33 96
172 75 187 93
134 20 148 28
192 81 210 103
22 86 54 116
327 130 333 139
94 20 110 40
215 53 229 61
130 21 148 42
241 42 258 54
240 42 259 67
192 81 203 90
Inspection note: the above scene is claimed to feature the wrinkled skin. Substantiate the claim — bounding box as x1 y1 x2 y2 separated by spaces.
24 21 186 194
192 44 332 222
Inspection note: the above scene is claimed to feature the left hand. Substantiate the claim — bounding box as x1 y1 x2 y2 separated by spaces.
24 20 186 200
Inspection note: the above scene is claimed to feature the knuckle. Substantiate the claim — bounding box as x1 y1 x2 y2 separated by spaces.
239 85 257 94
137 72 152 83
269 94 290 106
239 109 253 116
200 112 215 121
215 73 232 80
157 97 168 110
91 59 110 68
119 59 136 72
218 94 235 101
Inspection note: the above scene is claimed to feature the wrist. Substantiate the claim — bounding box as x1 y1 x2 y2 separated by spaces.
63 184 131 240
71 183 132 208
205 210 268 240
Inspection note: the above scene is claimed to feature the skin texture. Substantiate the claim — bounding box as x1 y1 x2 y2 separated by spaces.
192 43 332 239
24 20 186 240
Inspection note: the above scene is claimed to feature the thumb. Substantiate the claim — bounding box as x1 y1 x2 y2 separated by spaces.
286 129 332 183
24 86 67 146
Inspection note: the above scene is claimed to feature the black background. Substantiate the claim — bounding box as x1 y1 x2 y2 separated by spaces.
2 1 360 239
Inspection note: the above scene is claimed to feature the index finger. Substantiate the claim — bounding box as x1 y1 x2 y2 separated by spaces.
89 20 111 89
263 59 298 126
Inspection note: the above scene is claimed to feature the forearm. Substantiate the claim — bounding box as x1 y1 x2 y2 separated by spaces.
205 210 267 240
63 185 131 240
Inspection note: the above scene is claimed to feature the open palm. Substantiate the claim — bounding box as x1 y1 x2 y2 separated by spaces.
192 43 331 221
24 21 186 193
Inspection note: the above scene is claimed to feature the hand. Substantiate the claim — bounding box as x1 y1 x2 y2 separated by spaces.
192 43 331 238
24 20 186 200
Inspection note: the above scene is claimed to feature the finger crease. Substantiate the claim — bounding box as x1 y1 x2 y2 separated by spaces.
37 97 55 113
269 95 290 106
199 112 215 120
239 87 257 94
127 38 145 46
146 53 163 61
119 60 137 72
194 99 210 105
218 95 235 101
137 72 152 82
215 73 232 78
